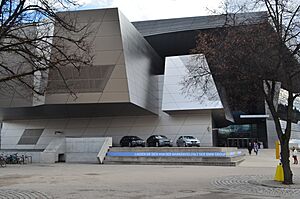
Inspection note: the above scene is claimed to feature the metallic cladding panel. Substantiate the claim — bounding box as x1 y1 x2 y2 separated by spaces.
162 55 223 111
118 10 163 115
0 8 164 119
47 65 115 93
46 8 130 105
132 12 268 36
0 26 37 108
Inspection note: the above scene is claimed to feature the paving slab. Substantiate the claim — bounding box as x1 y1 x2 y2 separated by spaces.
0 149 299 199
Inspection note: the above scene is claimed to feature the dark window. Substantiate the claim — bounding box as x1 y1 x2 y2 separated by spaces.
184 136 195 139
18 129 44 145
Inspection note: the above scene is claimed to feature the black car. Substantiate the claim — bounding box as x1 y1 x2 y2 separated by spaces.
120 136 145 147
146 135 173 147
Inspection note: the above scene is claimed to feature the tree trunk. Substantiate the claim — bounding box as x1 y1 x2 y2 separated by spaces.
264 84 294 185
280 138 293 184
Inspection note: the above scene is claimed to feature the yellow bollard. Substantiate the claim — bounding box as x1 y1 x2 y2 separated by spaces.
275 140 280 160
274 163 284 182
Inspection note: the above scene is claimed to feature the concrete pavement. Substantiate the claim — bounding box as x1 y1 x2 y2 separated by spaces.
0 149 300 199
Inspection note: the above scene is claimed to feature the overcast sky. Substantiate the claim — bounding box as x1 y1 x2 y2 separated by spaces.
76 0 223 21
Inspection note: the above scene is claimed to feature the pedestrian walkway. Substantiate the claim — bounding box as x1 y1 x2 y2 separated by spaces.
212 175 300 198
239 149 279 167
239 148 300 169
0 149 299 199
0 189 52 199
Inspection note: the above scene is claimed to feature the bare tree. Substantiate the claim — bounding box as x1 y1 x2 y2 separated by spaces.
185 0 300 184
0 0 93 100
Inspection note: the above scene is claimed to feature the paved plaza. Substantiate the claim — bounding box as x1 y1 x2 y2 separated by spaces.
1 149 300 199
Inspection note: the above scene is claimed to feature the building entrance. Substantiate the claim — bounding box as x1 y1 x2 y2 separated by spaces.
227 138 258 148
215 123 267 148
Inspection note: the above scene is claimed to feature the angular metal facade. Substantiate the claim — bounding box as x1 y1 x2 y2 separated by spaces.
46 8 130 105
133 12 268 36
2 8 265 149
0 8 163 119
163 55 223 111
46 7 163 115
119 11 163 114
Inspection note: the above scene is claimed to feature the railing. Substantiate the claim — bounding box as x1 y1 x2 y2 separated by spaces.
97 137 112 164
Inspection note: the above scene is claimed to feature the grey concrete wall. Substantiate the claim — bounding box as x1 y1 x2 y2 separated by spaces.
0 110 213 149
0 137 112 163
65 137 109 163
40 137 65 163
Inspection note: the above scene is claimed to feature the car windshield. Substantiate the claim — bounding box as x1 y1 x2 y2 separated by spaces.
184 136 195 139
156 135 167 139
131 136 140 140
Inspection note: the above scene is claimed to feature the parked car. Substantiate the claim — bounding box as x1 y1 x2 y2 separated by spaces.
120 136 145 147
146 135 173 147
176 136 200 147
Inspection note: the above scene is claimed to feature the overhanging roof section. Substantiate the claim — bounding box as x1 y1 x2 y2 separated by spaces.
0 8 163 119
132 12 268 36
0 103 155 120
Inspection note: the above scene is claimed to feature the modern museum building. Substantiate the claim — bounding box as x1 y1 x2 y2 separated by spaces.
0 8 299 153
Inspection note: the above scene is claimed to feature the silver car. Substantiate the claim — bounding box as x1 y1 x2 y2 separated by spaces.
176 136 200 147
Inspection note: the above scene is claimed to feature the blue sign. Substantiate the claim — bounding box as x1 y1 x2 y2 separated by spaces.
229 151 242 156
106 151 238 157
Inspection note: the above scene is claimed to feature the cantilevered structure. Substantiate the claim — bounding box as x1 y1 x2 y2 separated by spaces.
0 8 298 152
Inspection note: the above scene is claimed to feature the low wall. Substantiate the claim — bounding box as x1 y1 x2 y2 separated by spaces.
65 137 112 163
104 147 245 166
1 137 112 164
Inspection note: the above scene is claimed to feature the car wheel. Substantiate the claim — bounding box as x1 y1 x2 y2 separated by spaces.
155 142 159 147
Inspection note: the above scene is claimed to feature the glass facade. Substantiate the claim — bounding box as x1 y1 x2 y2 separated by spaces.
216 124 261 148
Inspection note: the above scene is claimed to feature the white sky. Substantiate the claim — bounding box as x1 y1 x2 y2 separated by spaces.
77 0 223 21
